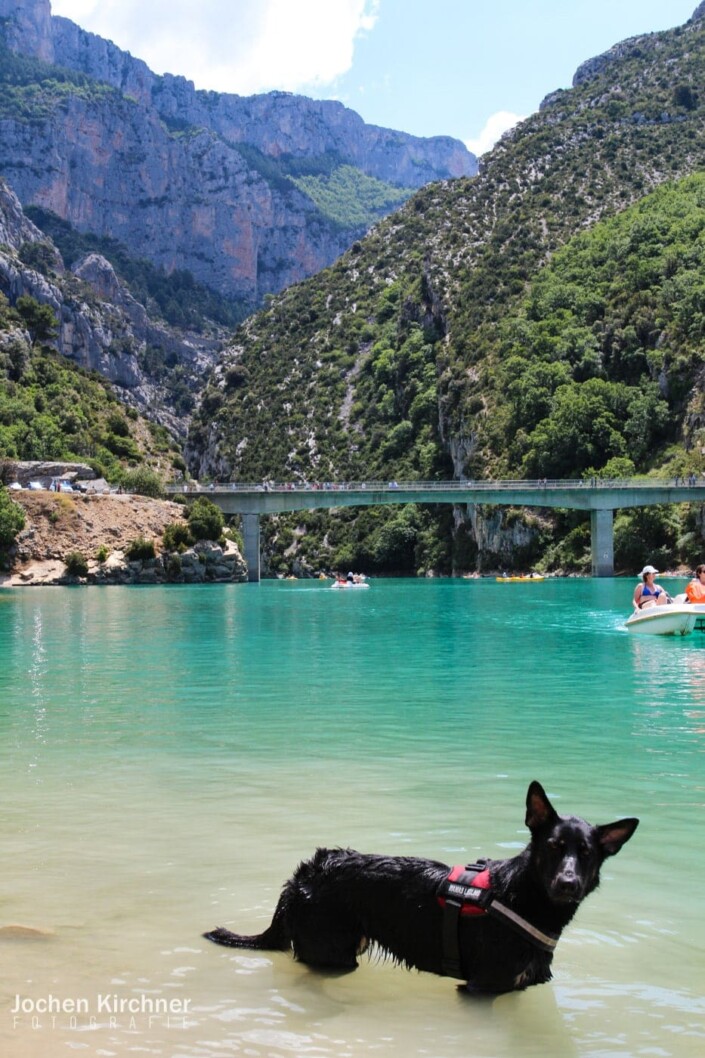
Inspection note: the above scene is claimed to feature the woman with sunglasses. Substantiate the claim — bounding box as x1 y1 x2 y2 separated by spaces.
633 565 671 609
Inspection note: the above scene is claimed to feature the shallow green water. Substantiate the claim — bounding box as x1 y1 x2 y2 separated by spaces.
0 578 703 1058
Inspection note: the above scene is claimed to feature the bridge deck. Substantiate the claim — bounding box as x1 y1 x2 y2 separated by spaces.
167 478 705 516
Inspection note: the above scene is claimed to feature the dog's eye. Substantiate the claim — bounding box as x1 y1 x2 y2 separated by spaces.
548 837 564 851
579 842 590 857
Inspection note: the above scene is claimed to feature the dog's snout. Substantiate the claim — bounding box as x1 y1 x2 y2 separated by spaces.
551 853 583 900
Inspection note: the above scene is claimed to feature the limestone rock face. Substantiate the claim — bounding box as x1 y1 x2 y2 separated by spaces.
572 36 646 87
0 0 53 61
0 1 476 307
0 171 47 248
3 460 95 485
0 179 218 433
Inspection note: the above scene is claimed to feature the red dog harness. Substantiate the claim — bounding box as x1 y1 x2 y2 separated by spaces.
437 862 559 979
438 864 492 915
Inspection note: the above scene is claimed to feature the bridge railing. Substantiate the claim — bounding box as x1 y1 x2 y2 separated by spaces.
166 476 705 494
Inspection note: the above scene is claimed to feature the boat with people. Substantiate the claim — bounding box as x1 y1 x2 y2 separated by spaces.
627 563 702 635
625 602 697 636
331 573 370 589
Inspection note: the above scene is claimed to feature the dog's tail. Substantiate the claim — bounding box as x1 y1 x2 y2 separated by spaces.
204 904 289 952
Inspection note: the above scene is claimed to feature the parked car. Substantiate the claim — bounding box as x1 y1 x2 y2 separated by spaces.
58 482 74 493
27 481 44 490
8 481 22 490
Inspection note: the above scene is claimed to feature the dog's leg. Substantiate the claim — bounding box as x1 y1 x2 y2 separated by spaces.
291 919 364 970
285 890 365 970
205 904 363 970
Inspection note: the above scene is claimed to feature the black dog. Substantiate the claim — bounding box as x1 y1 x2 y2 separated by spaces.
204 781 638 993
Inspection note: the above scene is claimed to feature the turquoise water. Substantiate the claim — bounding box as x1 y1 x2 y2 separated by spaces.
0 578 703 1058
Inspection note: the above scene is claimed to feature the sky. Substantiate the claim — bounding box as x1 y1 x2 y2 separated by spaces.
50 0 700 156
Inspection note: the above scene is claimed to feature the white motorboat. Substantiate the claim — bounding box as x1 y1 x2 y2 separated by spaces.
331 579 370 589
673 594 705 631
625 603 696 636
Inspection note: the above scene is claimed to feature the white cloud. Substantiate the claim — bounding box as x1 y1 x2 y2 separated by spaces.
465 110 525 157
51 0 380 95
52 0 99 18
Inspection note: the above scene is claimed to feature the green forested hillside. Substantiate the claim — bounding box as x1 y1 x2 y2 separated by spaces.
188 9 705 575
493 174 705 479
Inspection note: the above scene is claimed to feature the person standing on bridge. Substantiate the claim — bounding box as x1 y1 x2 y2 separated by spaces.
633 565 671 610
685 564 705 604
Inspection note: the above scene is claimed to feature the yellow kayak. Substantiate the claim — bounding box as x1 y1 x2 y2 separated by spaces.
495 575 545 582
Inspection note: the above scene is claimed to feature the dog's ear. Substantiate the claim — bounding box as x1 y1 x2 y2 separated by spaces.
596 817 639 856
525 781 558 830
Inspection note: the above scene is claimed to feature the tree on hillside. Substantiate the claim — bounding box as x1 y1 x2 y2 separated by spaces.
15 295 57 343
0 485 25 555
120 467 165 499
187 497 224 542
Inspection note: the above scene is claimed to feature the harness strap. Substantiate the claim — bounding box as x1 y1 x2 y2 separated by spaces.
441 895 463 979
437 862 559 979
485 900 558 953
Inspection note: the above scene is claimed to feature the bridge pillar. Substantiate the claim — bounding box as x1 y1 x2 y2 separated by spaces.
241 514 261 583
590 508 614 577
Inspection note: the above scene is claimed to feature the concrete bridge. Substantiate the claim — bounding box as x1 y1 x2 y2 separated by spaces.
166 478 705 581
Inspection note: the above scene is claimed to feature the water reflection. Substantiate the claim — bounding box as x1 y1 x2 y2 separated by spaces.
628 633 705 747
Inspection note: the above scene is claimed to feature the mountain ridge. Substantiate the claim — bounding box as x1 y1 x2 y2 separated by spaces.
0 0 475 310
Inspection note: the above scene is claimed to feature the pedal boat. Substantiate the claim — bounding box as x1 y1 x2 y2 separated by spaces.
625 603 696 636
672 594 705 631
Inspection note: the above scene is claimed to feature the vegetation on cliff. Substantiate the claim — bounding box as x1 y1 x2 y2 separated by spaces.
0 483 24 555
235 144 416 231
290 164 413 228
0 38 115 119
0 292 182 482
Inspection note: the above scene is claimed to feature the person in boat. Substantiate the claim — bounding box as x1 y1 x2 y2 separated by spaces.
685 563 705 603
633 565 671 609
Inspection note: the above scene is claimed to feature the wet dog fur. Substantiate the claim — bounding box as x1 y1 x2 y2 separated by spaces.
204 781 638 994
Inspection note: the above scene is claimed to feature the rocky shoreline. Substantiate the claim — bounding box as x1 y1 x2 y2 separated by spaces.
1 492 247 587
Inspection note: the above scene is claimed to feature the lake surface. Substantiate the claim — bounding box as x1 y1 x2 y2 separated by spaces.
0 578 703 1058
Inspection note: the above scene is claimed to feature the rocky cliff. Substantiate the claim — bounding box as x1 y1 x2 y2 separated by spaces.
0 178 218 433
0 0 476 309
